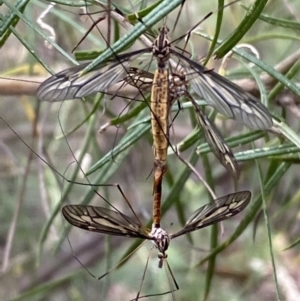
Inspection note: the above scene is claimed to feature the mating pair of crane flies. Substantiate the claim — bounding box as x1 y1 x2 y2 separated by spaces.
36 16 272 228
37 10 269 299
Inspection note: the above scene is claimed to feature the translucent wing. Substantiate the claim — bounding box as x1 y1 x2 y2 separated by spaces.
173 51 273 130
37 49 149 102
171 191 250 239
37 61 130 102
195 105 240 179
62 205 151 239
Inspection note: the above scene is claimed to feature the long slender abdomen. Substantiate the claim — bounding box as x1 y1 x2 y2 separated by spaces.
151 68 169 227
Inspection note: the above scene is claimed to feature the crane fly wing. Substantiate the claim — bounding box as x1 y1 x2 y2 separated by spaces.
62 205 151 239
196 106 240 179
37 49 151 102
37 60 131 102
124 67 154 93
172 51 273 130
189 69 273 130
171 191 251 239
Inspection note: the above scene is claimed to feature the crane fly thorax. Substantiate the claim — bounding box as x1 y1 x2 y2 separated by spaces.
150 225 170 253
150 225 170 268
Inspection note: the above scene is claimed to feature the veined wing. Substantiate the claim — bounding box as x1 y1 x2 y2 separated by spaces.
62 205 151 239
37 49 150 102
171 191 250 239
195 104 240 179
172 50 273 130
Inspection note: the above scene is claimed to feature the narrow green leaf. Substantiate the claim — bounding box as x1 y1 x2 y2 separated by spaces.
214 0 269 58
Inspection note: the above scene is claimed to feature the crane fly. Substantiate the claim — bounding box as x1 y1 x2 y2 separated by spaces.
62 190 251 298
37 27 273 131
37 23 272 234
37 25 273 181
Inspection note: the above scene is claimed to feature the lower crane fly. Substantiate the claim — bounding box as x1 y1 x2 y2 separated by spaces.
62 190 251 299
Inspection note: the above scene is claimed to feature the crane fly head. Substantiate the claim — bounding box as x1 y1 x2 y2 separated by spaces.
153 26 171 63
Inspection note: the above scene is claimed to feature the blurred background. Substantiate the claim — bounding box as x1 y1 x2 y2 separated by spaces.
1 0 300 300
